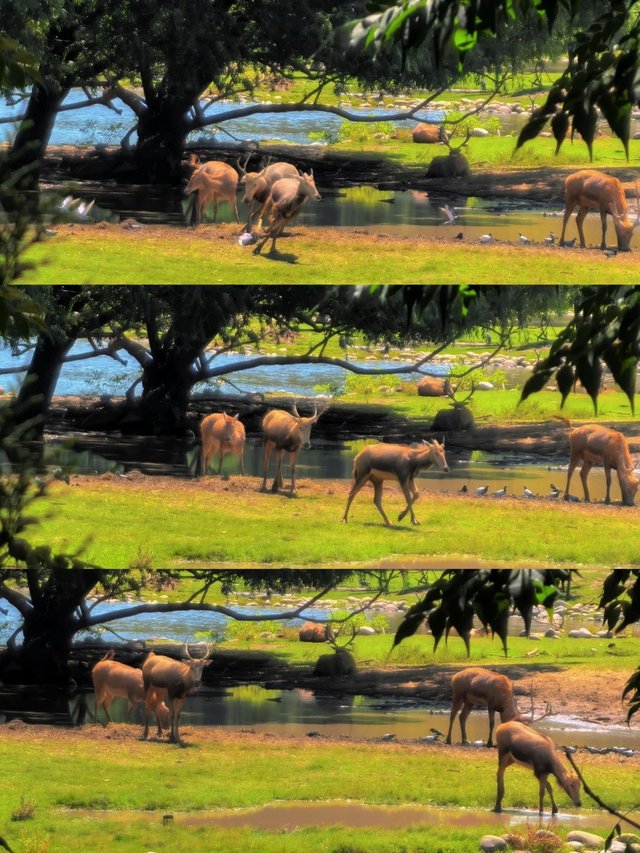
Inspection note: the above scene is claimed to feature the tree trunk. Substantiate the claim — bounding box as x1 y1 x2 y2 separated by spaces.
135 96 192 182
14 335 74 450
10 84 69 193
139 348 199 435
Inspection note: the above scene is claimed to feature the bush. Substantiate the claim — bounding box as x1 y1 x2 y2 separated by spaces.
338 121 396 144
12 795 37 821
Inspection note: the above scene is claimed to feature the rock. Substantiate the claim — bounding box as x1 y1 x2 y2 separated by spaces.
544 628 559 638
476 381 494 390
566 843 583 851
472 127 490 136
479 835 507 852
357 626 376 635
568 628 595 638
567 831 605 847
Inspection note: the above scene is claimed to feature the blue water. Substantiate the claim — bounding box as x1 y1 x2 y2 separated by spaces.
0 339 448 398
0 89 444 147
0 600 331 644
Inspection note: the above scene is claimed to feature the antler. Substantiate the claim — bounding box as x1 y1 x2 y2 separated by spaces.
522 682 553 723
236 153 251 176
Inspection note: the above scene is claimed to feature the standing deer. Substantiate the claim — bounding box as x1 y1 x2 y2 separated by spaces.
494 720 581 815
252 172 321 255
261 401 326 494
142 644 212 746
555 417 640 506
200 412 246 476
184 154 240 225
559 169 640 250
92 650 169 735
446 667 552 748
238 160 299 232
342 439 449 527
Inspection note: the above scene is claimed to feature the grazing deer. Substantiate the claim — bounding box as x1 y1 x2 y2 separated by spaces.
494 721 581 815
142 644 212 746
184 154 240 225
200 412 246 476
446 667 552 748
559 169 640 250
92 650 169 735
555 417 640 506
342 439 449 527
238 159 299 232
261 401 327 494
252 172 321 255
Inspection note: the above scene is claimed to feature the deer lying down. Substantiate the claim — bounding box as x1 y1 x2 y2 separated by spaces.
494 721 581 815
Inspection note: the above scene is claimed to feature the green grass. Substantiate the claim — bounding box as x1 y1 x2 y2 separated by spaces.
29 478 640 568
22 227 640 284
0 727 636 853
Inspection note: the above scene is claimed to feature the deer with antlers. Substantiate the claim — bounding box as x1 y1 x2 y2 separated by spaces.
494 721 581 815
184 153 240 225
446 667 552 749
261 400 328 494
342 439 449 526
559 169 640 251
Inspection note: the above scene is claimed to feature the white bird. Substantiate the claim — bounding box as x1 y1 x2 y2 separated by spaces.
518 233 531 244
549 484 562 499
478 233 494 244
562 237 576 247
238 232 256 246
523 485 535 498
603 248 618 258
544 232 556 245
439 203 458 224
492 486 507 497
475 485 489 496
58 195 77 210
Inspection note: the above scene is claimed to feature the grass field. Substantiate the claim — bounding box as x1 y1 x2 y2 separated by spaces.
29 477 640 568
0 726 637 853
23 224 640 284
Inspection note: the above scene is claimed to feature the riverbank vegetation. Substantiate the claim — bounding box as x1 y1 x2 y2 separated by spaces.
0 726 637 853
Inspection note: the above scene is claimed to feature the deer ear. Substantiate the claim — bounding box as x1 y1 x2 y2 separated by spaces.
233 413 240 421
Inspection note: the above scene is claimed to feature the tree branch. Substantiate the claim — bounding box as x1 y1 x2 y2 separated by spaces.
564 749 640 831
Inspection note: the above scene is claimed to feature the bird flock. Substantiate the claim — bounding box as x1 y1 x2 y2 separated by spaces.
458 482 579 500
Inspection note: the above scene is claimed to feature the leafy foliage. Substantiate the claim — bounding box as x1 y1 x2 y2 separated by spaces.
522 286 640 413
347 1 640 153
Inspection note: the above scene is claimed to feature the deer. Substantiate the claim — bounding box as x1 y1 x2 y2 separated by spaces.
342 439 449 527
92 650 169 736
261 400 327 494
298 622 336 642
252 172 321 255
142 644 212 746
494 720 582 815
559 169 640 251
200 411 246 476
238 159 300 232
184 153 240 225
446 667 552 749
417 376 453 397
555 416 640 506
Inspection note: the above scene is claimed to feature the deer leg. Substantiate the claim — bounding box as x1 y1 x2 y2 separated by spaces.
289 449 300 493
559 202 575 245
217 449 224 475
564 452 579 500
372 478 391 526
445 697 464 744
261 441 274 492
342 475 369 522
576 206 588 248
398 478 420 521
487 708 497 748
240 449 245 476
212 197 218 223
600 208 608 250
579 460 593 502
233 197 240 223
604 463 612 504
459 702 473 744
142 689 152 740
399 479 419 525
494 752 514 813
172 697 186 747
272 449 285 492
537 773 557 815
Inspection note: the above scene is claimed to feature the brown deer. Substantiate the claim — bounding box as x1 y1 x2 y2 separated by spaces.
342 439 449 527
559 169 640 250
555 417 640 506
298 622 335 642
446 667 552 748
238 160 300 232
142 644 212 746
417 376 453 397
494 721 581 815
92 650 169 735
184 154 240 225
252 172 321 255
261 401 327 494
200 412 246 476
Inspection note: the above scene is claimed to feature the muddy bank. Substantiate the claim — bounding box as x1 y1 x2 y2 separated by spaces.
37 142 640 200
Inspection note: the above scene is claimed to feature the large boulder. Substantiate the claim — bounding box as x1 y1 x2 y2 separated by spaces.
417 376 452 397
431 403 475 431
426 150 471 179
412 122 448 144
